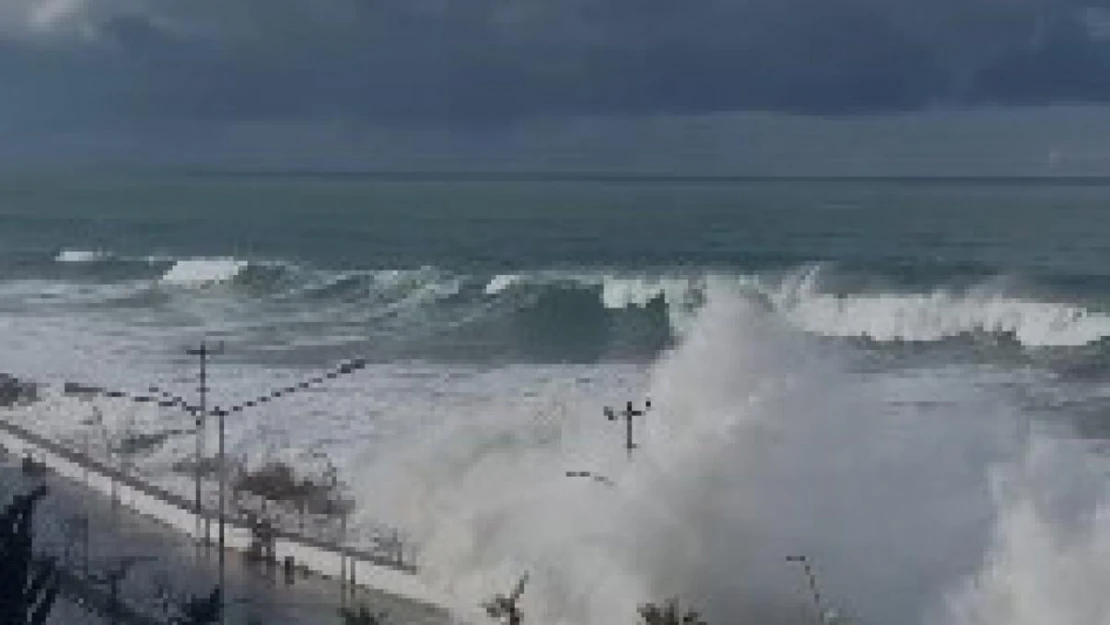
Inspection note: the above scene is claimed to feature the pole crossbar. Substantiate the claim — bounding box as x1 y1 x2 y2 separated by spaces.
603 398 651 460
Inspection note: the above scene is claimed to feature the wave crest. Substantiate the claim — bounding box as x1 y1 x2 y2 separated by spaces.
160 258 250 287
772 269 1110 347
55 249 111 263
25 255 1110 351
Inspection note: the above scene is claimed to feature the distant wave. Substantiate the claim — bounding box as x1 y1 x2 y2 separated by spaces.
32 251 1110 350
55 249 112 263
160 258 250 286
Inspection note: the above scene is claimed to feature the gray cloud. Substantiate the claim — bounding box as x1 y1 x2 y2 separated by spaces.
2 0 1110 127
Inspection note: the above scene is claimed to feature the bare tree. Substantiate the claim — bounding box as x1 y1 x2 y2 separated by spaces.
484 574 529 625
338 604 389 625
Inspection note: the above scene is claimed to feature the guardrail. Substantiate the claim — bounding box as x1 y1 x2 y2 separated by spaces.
0 417 450 612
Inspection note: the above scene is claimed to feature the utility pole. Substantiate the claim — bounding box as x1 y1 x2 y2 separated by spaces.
187 340 224 624
186 340 223 547
786 555 825 625
210 405 230 625
603 399 651 460
207 356 367 625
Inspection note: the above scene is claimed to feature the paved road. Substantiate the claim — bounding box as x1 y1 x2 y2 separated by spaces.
0 450 450 625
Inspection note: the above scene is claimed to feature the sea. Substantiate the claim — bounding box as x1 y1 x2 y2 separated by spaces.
2 171 1109 625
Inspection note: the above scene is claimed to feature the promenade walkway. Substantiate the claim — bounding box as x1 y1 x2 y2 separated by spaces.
0 417 452 625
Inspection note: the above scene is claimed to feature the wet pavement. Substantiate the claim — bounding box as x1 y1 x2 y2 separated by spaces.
0 449 450 625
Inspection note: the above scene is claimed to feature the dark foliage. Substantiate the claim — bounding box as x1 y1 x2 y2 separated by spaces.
0 486 59 625
638 599 707 625
171 587 221 625
0 375 38 408
233 462 353 516
338 604 389 625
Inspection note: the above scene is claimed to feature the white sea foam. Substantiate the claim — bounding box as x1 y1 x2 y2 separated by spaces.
764 267 1110 347
55 249 110 263
483 266 1110 348
3 282 1110 625
160 258 249 287
338 289 1034 625
937 438 1110 625
485 273 521 296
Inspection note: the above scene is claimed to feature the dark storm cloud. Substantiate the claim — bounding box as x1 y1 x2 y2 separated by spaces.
3 0 1110 126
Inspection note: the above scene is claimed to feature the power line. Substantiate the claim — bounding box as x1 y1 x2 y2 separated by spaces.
207 356 368 625
63 354 372 624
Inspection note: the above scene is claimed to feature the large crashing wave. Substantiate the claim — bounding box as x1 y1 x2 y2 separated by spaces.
342 286 1110 625
11 253 1110 624
9 274 1110 625
478 267 1110 350
938 439 1110 625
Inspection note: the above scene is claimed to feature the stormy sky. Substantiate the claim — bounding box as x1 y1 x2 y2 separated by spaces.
4 0 1110 129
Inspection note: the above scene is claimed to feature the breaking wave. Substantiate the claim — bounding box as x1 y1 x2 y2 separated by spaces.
769 268 1110 348
55 249 112 263
345 287 1110 625
28 252 1110 353
9 282 1110 625
159 258 250 286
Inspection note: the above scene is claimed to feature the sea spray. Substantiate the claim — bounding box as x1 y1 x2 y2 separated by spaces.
938 438 1110 625
350 288 1027 625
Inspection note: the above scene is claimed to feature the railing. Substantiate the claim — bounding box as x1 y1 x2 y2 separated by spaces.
0 417 416 573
